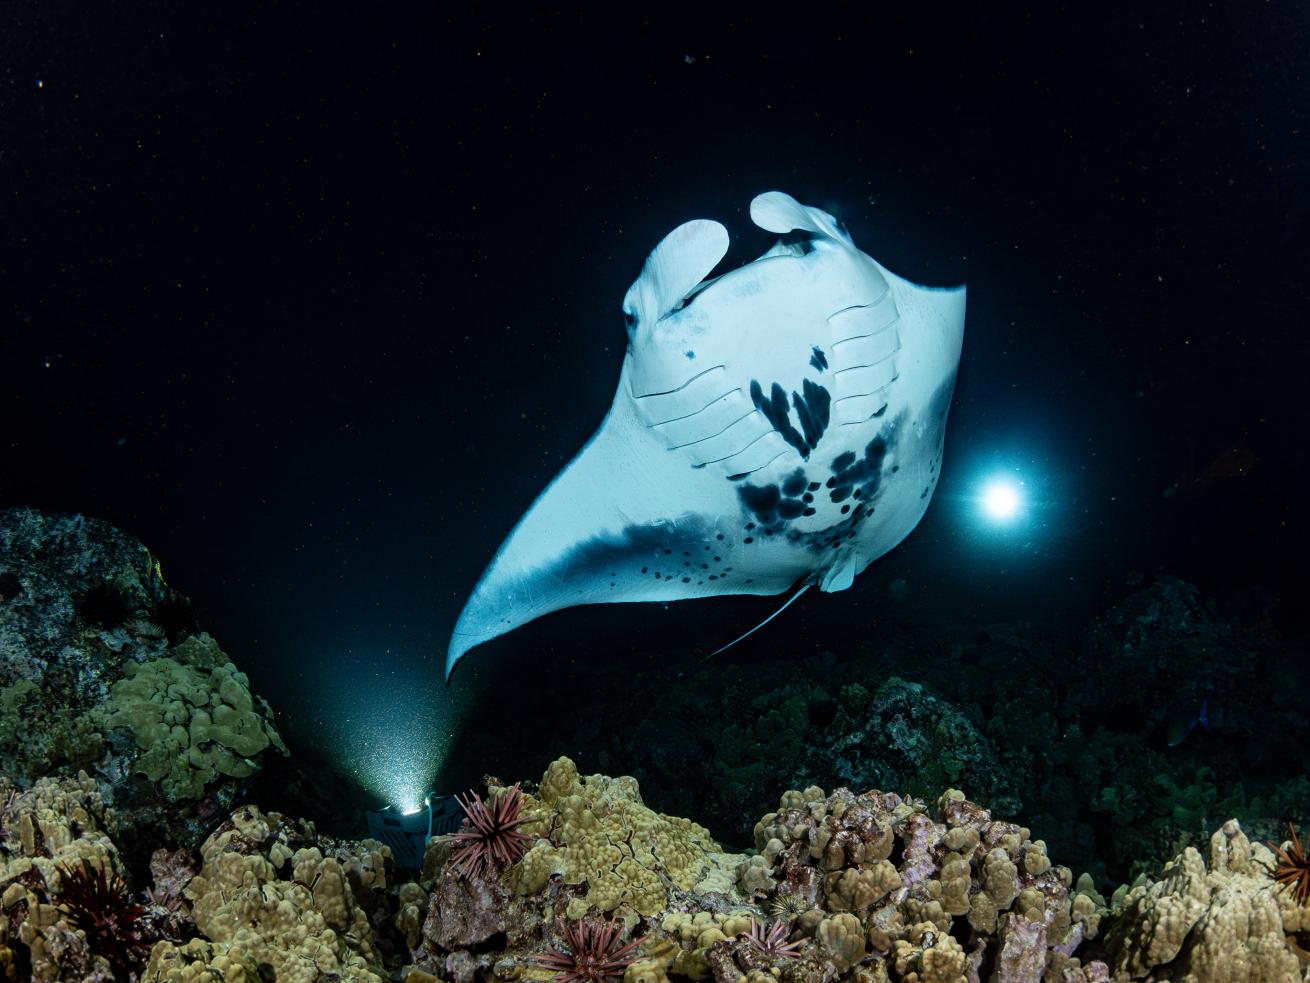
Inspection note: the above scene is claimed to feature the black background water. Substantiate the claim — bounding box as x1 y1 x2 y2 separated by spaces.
2 7 1307 809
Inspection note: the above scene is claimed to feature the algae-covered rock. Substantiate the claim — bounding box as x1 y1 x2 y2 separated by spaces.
0 507 288 857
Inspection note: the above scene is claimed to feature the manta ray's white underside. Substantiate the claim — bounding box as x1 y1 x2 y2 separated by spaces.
447 192 965 676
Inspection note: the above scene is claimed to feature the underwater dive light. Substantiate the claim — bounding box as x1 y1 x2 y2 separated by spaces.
365 791 464 869
980 476 1023 522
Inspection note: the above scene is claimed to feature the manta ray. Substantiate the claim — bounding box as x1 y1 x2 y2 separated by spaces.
447 192 965 677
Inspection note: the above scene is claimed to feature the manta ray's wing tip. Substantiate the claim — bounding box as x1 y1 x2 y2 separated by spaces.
444 627 490 681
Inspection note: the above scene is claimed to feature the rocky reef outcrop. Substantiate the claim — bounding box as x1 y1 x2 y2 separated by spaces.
0 507 288 863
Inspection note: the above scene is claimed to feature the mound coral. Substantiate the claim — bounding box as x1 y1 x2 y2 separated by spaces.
1101 819 1309 981
511 757 739 919
103 655 286 802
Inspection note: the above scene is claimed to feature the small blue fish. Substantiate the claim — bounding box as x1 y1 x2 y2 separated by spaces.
1166 696 1213 747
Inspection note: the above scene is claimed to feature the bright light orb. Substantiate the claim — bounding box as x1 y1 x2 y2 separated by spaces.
981 478 1021 521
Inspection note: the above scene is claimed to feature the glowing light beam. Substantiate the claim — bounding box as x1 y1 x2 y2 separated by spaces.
980 476 1022 522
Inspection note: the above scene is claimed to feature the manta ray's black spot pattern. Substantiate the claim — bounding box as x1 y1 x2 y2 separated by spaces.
826 435 889 504
545 517 727 593
778 499 806 520
792 380 831 451
739 482 781 517
782 470 807 496
810 346 828 372
749 379 831 459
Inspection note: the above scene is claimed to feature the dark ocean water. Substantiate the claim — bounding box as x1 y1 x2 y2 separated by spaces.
2 7 1307 867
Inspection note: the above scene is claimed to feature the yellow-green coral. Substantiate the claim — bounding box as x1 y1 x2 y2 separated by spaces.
143 940 263 983
167 804 390 983
511 757 740 919
654 911 756 980
104 657 285 801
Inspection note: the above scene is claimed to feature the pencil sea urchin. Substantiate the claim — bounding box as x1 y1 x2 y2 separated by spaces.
532 915 646 983
744 917 803 959
54 858 148 974
1267 821 1310 906
444 782 531 878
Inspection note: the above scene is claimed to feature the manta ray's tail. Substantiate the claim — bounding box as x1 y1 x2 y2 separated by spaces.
699 583 811 662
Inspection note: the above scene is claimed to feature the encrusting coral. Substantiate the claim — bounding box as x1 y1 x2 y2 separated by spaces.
512 756 741 920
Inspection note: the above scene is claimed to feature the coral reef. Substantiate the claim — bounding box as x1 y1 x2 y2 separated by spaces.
461 573 1307 886
0 507 288 858
1098 819 1310 981
3 509 1308 979
406 758 1118 983
144 802 400 981
0 773 146 981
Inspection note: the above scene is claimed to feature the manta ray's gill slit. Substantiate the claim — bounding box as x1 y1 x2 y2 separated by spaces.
631 362 726 399
646 388 742 428
832 352 898 374
694 427 774 466
826 294 898 339
722 446 790 481
666 408 757 451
